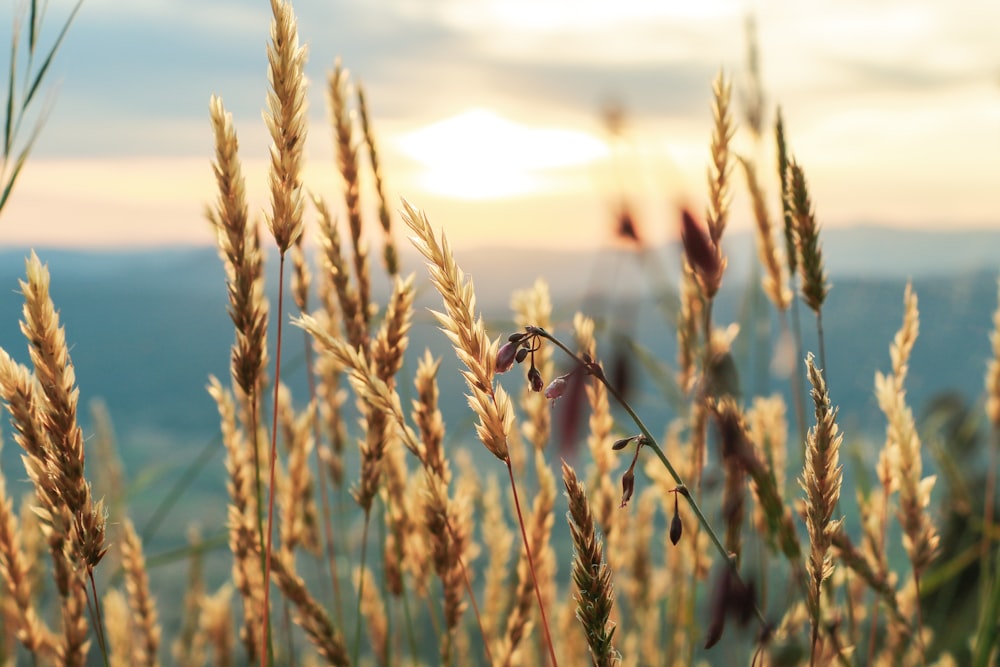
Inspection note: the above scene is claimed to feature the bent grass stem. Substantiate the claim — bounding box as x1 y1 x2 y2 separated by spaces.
526 325 768 630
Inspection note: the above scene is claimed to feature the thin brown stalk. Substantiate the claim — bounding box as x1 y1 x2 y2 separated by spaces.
480 477 513 639
501 460 558 667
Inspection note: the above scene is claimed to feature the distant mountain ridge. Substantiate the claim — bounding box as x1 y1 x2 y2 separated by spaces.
0 223 996 495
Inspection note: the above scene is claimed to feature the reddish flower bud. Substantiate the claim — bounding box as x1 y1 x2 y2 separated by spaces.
681 208 723 295
620 468 635 508
496 340 519 373
528 366 544 392
544 376 567 401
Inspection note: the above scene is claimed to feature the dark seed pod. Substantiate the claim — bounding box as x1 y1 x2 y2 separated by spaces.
508 331 528 343
612 435 636 451
620 468 635 508
670 511 683 545
515 346 530 364
670 492 683 545
528 366 544 393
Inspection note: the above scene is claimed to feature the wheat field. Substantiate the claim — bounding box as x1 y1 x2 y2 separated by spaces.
0 1 998 666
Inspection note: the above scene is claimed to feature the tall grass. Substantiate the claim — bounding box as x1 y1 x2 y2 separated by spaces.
0 2 998 665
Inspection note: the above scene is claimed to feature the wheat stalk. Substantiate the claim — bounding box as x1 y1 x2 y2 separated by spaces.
401 200 514 461
329 62 372 325
0 444 50 655
739 155 792 311
19 252 107 573
199 585 236 667
121 518 161 667
401 199 557 665
800 353 844 663
876 285 939 628
208 377 263 664
706 71 734 245
563 461 620 667
356 81 399 277
103 589 131 667
787 161 829 316
269 551 350 666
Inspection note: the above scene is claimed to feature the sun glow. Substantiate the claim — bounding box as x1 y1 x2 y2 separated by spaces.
395 108 609 200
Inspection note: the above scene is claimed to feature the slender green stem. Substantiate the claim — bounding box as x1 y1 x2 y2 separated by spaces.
352 510 372 666
528 326 768 629
982 426 999 614
816 310 828 389
781 305 808 455
140 434 222 543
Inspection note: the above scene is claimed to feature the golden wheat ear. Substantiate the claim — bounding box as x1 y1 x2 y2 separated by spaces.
563 461 620 667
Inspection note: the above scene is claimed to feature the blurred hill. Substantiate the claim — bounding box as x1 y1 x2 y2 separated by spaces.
0 223 996 518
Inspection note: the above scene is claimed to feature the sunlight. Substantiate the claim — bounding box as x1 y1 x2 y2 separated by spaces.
395 108 609 200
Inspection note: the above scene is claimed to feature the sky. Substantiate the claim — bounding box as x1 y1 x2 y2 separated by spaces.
0 0 998 250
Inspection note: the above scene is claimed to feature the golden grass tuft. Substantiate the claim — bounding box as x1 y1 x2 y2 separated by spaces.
875 284 939 580
264 0 308 255
563 461 620 667
329 61 372 324
0 443 50 655
120 518 161 667
788 160 829 314
800 353 844 654
739 155 792 311
401 199 514 462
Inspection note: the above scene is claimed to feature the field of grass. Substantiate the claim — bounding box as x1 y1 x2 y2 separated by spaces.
1 1 999 666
